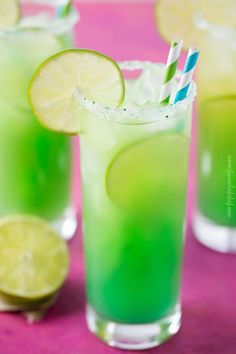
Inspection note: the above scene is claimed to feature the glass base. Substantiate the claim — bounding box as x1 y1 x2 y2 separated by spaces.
193 212 236 253
51 207 77 240
86 304 181 350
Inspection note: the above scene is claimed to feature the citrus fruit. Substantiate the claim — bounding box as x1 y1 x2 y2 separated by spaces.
0 216 69 300
155 0 236 49
29 49 125 134
106 134 189 209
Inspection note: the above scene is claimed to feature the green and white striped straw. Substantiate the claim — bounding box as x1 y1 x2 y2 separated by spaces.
56 0 72 18
159 39 183 105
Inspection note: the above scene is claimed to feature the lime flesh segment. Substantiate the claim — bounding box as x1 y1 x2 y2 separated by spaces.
106 134 189 209
0 0 20 29
156 0 236 49
29 49 125 134
0 216 69 300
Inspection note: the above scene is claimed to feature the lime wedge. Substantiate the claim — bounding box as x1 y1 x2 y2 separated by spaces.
0 0 20 29
0 216 69 300
29 49 125 134
106 134 189 209
155 0 236 49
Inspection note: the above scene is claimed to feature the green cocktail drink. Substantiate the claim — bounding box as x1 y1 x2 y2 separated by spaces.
0 1 78 237
194 24 236 252
28 51 196 349
79 62 195 348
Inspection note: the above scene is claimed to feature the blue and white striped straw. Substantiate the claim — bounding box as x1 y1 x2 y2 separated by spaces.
174 47 199 103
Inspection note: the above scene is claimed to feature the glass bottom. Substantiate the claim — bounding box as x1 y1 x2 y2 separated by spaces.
86 304 181 350
51 206 77 240
193 211 236 253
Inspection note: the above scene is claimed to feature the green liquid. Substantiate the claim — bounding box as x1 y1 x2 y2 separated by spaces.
83 200 185 323
81 85 191 323
197 96 236 226
0 31 72 219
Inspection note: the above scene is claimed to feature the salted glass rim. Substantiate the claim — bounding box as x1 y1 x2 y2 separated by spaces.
0 0 79 36
75 61 197 125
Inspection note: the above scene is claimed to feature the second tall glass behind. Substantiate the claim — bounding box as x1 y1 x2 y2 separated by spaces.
0 0 79 238
193 23 236 252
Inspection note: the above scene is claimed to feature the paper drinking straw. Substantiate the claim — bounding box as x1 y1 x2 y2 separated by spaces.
56 0 72 18
159 39 183 105
174 47 199 103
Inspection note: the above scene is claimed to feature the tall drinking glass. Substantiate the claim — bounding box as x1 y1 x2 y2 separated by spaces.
79 62 196 349
0 0 79 239
193 24 236 252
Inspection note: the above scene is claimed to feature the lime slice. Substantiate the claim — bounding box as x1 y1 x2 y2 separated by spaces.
106 134 189 209
29 49 125 134
155 0 236 49
0 216 69 300
0 0 20 29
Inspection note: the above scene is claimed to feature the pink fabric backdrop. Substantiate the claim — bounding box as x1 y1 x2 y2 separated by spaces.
1 2 235 354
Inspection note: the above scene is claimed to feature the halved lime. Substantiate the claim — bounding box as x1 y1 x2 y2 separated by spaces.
155 0 236 49
0 216 69 300
0 0 20 29
106 134 189 209
29 49 125 134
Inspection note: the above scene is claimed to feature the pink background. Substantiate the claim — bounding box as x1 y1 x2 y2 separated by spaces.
1 2 236 354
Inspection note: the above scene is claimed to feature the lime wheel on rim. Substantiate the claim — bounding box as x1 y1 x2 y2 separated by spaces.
29 49 125 134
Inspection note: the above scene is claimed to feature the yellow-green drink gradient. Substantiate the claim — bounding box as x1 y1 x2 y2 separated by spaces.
81 63 194 323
